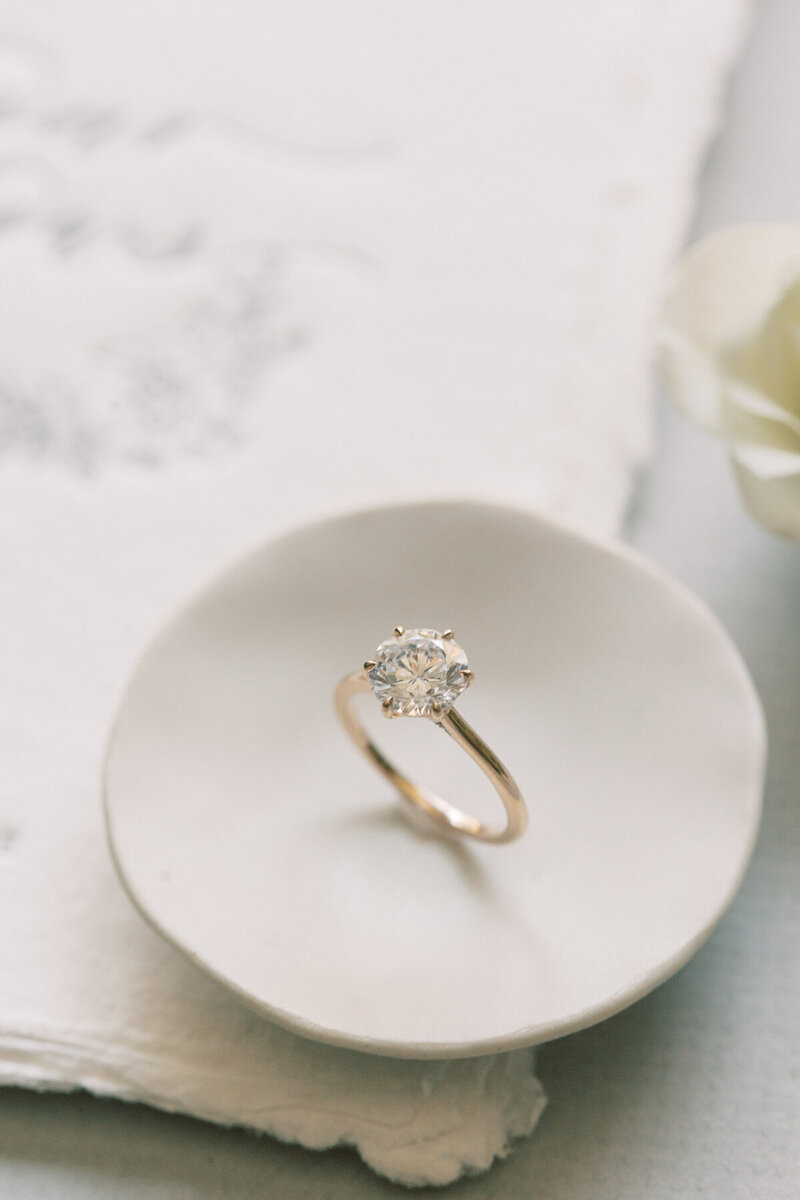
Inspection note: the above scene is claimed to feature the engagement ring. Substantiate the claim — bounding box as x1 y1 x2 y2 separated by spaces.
335 627 527 844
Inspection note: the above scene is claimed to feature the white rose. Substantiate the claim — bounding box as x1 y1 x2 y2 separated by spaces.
658 224 800 541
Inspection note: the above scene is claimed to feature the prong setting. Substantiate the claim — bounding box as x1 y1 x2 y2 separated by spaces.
366 628 471 719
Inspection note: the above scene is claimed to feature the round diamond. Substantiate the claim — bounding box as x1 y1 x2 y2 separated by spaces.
368 629 469 717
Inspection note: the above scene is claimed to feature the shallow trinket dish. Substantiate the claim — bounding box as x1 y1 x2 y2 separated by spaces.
104 500 765 1058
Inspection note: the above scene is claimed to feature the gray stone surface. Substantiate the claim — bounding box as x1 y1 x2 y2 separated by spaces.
2 0 799 1194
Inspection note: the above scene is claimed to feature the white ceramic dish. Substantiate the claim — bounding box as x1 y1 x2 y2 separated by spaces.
104 500 765 1058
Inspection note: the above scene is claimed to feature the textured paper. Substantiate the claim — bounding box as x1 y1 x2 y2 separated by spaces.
0 0 750 1186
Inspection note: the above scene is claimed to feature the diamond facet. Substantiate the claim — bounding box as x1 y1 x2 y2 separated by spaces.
367 628 470 717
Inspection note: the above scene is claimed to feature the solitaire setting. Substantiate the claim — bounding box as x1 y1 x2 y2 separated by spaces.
335 626 527 845
365 627 473 718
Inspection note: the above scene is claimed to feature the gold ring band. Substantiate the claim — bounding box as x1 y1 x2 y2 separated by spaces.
334 628 527 845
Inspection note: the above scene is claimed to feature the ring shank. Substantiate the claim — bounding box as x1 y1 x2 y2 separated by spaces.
334 673 527 845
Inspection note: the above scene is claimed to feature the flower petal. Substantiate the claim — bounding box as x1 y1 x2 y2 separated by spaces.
658 224 800 429
663 224 800 348
721 280 800 415
732 443 800 479
723 381 800 448
732 454 800 543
